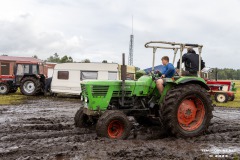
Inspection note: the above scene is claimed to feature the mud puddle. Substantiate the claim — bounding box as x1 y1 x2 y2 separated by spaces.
0 97 239 160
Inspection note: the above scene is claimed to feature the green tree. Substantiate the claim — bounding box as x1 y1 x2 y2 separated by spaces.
102 60 108 63
81 59 90 63
60 55 74 63
32 55 38 59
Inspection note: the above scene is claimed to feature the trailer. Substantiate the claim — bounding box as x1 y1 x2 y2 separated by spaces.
50 63 120 95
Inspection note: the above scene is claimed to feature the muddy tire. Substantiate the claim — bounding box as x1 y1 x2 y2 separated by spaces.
74 108 93 128
96 110 131 140
20 77 41 96
162 84 213 138
0 83 9 95
214 93 228 103
228 94 235 101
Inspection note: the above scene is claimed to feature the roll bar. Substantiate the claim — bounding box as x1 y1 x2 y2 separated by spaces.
144 41 203 77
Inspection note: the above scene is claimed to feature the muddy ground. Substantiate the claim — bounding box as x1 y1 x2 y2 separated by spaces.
0 97 240 160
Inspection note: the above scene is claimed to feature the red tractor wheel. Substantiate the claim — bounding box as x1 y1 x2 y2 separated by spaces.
228 94 235 101
0 83 10 95
162 84 213 138
214 93 228 103
177 98 205 131
107 120 124 139
96 110 131 140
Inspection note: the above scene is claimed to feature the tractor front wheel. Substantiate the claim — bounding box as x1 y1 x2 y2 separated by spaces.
162 84 213 138
229 94 235 101
215 93 228 103
74 107 94 128
0 83 9 95
96 110 131 140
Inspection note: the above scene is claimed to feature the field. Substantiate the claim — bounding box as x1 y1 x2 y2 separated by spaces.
0 90 26 105
0 97 240 159
0 82 239 159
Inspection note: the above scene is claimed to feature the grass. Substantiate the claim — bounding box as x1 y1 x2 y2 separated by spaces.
213 80 240 108
0 90 27 105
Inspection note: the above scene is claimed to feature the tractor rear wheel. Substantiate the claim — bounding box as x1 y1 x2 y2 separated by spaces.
229 94 235 101
20 77 41 96
96 110 131 140
0 83 9 95
214 93 228 103
74 107 94 128
162 84 213 138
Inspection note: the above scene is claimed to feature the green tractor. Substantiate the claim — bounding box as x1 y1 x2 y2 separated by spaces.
74 41 213 139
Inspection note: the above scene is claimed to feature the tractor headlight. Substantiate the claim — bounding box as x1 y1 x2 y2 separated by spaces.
84 97 88 103
80 95 84 101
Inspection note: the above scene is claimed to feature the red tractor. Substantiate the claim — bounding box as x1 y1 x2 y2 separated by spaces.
0 62 46 96
202 68 236 103
206 80 236 103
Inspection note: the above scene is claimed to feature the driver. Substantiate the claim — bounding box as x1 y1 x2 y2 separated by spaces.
156 56 175 94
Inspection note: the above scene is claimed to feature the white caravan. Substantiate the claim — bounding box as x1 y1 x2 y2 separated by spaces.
51 63 119 95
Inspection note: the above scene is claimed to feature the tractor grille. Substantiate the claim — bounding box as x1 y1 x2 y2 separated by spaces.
81 84 88 96
112 90 132 97
91 85 109 97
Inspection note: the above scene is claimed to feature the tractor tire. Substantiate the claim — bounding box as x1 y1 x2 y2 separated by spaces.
162 84 213 138
74 107 94 128
214 93 228 103
20 77 41 96
96 110 132 140
229 94 235 101
0 83 10 95
9 87 18 93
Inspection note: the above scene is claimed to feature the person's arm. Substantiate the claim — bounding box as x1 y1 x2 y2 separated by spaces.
162 64 175 77
177 60 180 69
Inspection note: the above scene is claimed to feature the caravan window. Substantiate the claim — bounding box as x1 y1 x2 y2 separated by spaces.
108 71 117 80
81 71 98 80
58 71 69 80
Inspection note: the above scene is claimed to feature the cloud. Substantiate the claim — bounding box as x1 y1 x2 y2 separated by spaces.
0 0 240 68
0 14 86 60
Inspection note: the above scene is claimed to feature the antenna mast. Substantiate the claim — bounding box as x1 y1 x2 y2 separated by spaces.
128 16 134 66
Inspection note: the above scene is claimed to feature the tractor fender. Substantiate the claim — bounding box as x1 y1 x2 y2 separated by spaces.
177 78 210 90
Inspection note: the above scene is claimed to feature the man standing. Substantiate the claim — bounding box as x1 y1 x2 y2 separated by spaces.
156 56 175 94
177 48 205 76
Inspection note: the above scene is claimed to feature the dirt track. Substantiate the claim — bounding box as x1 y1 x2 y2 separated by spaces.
0 97 240 160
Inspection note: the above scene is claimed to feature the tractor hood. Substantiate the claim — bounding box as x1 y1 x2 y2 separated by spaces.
80 76 156 111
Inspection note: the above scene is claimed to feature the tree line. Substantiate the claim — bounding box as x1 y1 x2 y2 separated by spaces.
208 68 240 80
33 53 108 63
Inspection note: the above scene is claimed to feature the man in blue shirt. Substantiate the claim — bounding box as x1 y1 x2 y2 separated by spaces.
156 56 175 94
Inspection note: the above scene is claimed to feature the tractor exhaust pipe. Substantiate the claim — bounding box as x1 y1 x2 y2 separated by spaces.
121 53 127 106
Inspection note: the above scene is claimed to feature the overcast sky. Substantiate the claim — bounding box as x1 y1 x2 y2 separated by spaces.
0 0 240 69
